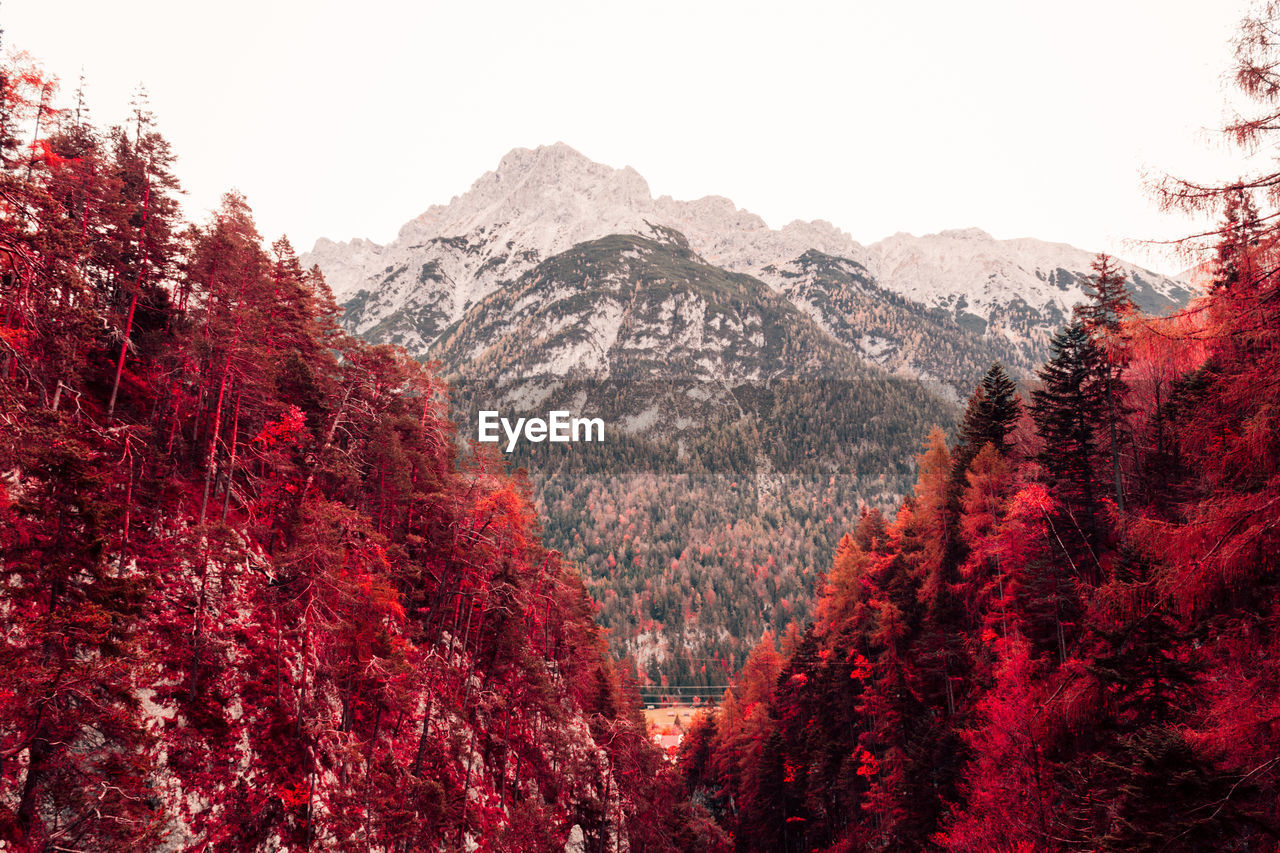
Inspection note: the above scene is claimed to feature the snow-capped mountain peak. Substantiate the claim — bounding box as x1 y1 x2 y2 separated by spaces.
302 143 1192 379
394 142 654 251
304 143 873 304
863 227 1192 347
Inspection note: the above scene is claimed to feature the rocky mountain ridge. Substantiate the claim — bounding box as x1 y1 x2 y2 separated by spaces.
303 142 1192 385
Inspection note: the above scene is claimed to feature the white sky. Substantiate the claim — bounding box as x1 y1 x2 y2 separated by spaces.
3 0 1267 274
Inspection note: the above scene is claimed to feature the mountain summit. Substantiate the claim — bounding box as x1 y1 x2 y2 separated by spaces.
303 143 1191 382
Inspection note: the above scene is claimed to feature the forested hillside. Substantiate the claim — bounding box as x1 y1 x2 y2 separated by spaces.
314 140 1189 695
678 41 1280 846
433 230 955 693
0 49 719 851
683 247 1280 850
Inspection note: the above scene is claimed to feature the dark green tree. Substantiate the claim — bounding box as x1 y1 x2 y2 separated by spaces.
952 362 1022 489
1075 254 1134 511
1078 549 1223 851
1031 319 1107 565
1212 183 1264 292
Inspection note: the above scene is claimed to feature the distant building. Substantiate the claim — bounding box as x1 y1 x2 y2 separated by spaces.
653 732 683 760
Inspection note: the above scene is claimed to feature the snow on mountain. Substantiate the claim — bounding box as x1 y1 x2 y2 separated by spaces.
302 142 1193 372
396 143 654 267
862 228 1195 354
304 236 387 304
307 144 664 355
763 249 1034 391
432 231 868 391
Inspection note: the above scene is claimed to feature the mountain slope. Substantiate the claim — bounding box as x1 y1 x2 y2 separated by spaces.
429 231 954 691
434 230 869 385
864 227 1196 362
759 249 1035 391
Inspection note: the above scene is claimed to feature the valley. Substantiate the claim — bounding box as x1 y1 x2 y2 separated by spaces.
303 144 1191 687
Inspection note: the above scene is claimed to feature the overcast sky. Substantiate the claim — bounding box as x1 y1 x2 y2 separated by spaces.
3 1 1265 273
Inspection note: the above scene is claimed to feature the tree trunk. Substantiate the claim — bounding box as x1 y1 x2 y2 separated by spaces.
16 736 50 851
199 360 230 525
221 386 242 521
107 162 151 419
106 288 139 419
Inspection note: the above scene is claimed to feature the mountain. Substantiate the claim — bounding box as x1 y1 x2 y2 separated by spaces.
303 142 1192 388
433 229 860 385
301 143 1194 690
861 227 1195 363
759 248 1035 388
429 229 953 689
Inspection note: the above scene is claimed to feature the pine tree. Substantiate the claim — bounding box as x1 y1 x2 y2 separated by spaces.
1075 254 1133 340
1075 549 1224 851
956 363 1021 461
955 443 1015 673
101 122 182 419
1075 254 1134 512
0 419 163 850
936 635 1059 852
1031 319 1108 563
951 362 1021 505
1213 184 1263 291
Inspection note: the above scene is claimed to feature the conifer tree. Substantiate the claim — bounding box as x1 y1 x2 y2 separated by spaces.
951 362 1021 506
101 122 181 419
1031 319 1107 562
956 363 1020 461
1075 254 1133 339
0 420 163 850
1075 549 1225 851
1075 254 1134 512
1213 184 1263 291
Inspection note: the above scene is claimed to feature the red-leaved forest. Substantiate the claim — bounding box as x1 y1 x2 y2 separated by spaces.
4 6 1280 853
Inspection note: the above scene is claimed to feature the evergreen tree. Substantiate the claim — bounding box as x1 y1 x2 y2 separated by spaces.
1213 183 1263 292
950 362 1021 505
1074 254 1134 340
1077 550 1225 851
1075 254 1134 512
0 420 162 851
1031 319 1108 564
956 363 1021 462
